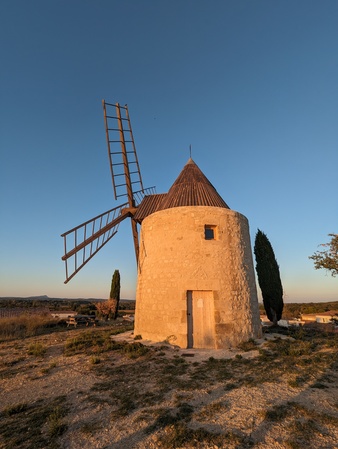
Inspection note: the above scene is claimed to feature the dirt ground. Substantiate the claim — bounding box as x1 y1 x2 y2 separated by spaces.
0 325 338 449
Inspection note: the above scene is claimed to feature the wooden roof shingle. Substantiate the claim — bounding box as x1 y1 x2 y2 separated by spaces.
160 158 229 210
133 158 229 222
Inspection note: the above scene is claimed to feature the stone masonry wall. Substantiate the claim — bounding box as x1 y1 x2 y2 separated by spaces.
134 206 262 348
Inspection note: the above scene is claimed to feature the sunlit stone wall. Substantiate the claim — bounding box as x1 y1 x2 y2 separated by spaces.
134 206 262 348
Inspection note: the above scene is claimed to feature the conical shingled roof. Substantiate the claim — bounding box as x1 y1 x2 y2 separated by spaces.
133 158 229 223
160 158 229 209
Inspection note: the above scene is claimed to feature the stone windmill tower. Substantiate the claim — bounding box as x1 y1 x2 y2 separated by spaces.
133 158 262 348
61 101 261 349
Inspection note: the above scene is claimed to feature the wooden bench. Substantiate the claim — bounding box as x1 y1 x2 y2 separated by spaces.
66 317 77 327
66 316 97 327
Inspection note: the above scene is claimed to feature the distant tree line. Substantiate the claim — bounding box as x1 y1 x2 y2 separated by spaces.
0 298 134 314
0 299 94 311
259 301 338 319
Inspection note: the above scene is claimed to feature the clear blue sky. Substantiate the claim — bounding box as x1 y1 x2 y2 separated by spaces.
1 0 337 302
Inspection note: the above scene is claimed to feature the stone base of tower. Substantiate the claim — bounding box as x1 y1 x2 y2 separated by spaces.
134 206 262 349
134 289 262 349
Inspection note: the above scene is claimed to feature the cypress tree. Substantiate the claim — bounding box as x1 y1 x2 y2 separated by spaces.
109 269 121 320
254 229 283 325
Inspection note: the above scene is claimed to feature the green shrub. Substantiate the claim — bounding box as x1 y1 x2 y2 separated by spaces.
3 403 28 416
28 342 46 357
238 338 257 352
123 342 150 359
64 330 112 355
264 404 289 422
90 355 101 365
0 395 68 448
47 406 67 437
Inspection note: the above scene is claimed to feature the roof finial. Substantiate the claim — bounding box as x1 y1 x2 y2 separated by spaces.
189 144 192 159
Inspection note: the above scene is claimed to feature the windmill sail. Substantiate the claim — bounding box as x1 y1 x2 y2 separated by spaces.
61 100 156 284
102 101 155 261
61 203 130 284
103 101 145 204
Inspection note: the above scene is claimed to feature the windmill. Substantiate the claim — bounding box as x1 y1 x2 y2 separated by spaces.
62 101 262 349
61 101 155 284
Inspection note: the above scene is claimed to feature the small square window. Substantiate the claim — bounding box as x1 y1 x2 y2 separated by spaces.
205 225 217 240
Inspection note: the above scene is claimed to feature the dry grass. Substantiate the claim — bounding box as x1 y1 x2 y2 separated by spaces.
0 396 68 449
0 322 338 449
0 314 57 340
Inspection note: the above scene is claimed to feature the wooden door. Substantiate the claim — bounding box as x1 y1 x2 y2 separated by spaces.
187 290 215 349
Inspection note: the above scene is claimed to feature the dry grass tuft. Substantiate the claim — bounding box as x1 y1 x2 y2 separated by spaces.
0 315 57 340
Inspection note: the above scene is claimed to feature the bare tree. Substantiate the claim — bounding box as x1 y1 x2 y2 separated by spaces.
95 299 117 320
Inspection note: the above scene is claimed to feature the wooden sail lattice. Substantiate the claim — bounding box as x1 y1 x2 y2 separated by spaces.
61 203 130 283
103 101 146 204
61 101 156 284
